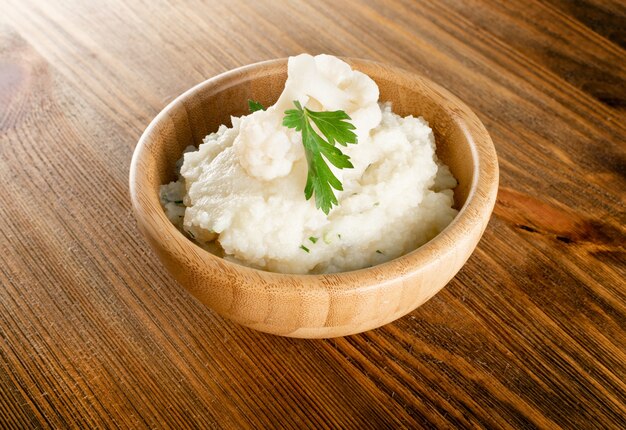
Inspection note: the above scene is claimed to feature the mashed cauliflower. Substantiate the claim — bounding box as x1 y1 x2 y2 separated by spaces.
160 54 458 274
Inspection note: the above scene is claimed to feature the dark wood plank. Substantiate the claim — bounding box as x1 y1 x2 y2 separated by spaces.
1 0 625 428
545 0 626 50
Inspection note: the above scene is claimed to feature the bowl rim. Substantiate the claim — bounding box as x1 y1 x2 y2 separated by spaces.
130 57 498 290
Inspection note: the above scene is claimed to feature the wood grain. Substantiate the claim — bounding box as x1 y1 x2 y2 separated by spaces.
1 0 624 427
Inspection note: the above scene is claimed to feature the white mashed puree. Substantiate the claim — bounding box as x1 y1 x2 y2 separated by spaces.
160 54 458 274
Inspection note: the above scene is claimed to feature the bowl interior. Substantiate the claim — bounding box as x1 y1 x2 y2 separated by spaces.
152 61 475 211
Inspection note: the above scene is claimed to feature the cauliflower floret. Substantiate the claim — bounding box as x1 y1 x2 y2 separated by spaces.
275 54 381 142
231 54 382 181
234 110 302 181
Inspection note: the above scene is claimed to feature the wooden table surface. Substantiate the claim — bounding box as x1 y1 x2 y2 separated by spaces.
1 0 625 428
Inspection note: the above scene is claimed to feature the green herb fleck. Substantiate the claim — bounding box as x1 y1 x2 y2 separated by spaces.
300 245 310 253
283 100 357 214
248 99 266 112
337 234 342 239
309 236 318 244
374 202 380 207
376 250 384 255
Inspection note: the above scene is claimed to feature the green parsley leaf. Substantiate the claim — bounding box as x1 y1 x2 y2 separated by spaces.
248 99 265 112
300 245 310 253
309 236 318 244
283 100 357 214
376 250 384 254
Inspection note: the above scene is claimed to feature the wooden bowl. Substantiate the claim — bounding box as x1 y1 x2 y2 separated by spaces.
129 58 499 338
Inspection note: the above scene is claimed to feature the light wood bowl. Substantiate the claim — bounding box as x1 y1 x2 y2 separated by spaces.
129 58 499 338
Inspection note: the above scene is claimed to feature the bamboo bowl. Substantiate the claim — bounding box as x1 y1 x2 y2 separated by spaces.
129 58 498 338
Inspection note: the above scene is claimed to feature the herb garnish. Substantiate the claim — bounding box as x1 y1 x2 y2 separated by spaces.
300 245 310 253
248 99 265 112
309 236 318 244
283 101 357 214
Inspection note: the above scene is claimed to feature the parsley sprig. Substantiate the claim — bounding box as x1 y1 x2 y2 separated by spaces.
283 100 357 214
248 99 265 112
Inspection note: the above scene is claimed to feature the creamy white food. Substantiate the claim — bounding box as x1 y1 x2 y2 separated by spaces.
160 54 458 274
